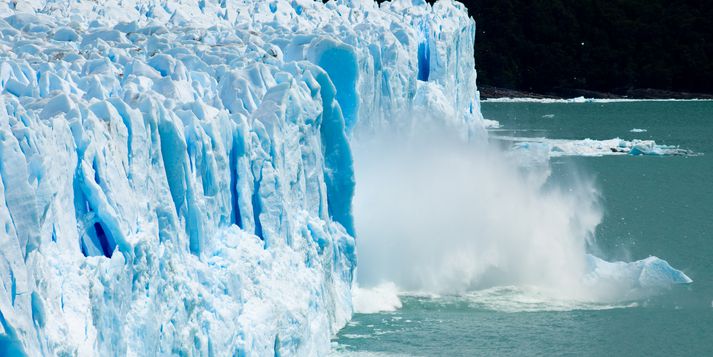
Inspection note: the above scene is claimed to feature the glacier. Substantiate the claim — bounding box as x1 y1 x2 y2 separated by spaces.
0 0 693 355
0 0 481 355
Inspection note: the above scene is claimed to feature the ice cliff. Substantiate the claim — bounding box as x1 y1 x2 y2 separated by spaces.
0 0 481 355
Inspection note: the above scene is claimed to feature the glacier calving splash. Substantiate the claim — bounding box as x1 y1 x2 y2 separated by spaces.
0 0 481 355
0 0 693 354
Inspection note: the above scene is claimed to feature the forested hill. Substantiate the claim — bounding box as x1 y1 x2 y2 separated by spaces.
466 0 713 96
378 0 713 97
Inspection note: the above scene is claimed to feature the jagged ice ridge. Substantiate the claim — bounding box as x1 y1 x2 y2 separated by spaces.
0 0 481 355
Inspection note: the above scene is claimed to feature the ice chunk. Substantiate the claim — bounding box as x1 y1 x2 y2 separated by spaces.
585 254 692 299
52 27 78 42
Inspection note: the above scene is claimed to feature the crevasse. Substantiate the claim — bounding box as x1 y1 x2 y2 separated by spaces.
0 0 482 355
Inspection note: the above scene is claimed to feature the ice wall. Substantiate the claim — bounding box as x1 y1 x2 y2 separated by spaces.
0 0 481 355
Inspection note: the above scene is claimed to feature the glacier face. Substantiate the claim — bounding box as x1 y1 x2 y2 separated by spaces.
0 0 481 355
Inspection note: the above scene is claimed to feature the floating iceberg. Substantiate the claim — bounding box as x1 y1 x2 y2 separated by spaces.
459 254 694 312
582 255 692 302
0 0 483 355
586 255 692 288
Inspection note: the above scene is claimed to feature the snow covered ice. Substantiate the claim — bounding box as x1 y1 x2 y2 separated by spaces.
0 0 691 355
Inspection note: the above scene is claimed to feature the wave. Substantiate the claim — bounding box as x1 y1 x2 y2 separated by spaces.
352 283 402 314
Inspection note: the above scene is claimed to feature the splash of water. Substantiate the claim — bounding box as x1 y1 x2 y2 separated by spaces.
352 119 689 307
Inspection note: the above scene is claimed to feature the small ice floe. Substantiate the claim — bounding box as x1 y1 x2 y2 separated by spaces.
483 96 589 103
582 255 692 301
585 255 692 287
497 136 697 157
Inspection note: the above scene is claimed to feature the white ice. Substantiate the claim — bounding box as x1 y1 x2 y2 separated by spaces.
0 0 481 355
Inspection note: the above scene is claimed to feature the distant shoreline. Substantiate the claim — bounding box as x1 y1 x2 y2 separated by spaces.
479 85 713 100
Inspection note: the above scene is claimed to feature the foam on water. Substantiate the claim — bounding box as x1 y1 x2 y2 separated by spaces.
330 346 408 357
352 284 402 314
461 286 639 313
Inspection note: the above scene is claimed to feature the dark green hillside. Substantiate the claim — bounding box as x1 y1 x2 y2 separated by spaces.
467 0 713 96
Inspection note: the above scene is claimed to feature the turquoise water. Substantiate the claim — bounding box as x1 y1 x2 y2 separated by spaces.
335 101 713 356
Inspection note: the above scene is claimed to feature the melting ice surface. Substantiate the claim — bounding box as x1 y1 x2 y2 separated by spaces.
0 0 692 355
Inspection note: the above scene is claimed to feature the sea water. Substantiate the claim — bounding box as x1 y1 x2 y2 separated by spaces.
333 101 713 356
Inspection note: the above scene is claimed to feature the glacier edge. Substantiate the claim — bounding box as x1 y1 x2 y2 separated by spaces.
0 0 482 355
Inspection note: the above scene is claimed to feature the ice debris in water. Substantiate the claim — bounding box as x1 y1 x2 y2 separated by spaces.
0 0 483 355
586 255 693 286
504 137 696 157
